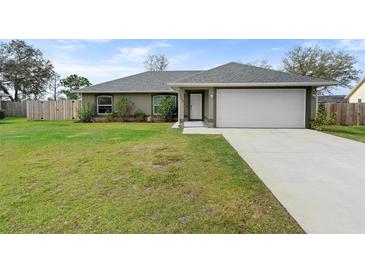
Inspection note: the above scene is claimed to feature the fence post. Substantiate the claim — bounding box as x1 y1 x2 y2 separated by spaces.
357 102 360 126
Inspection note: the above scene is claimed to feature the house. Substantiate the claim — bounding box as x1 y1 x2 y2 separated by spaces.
318 95 347 104
77 62 336 128
0 92 10 111
345 77 365 103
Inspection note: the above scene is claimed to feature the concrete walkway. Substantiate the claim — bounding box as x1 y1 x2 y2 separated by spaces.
184 127 365 233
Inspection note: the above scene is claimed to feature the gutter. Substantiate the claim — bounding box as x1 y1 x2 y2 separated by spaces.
167 82 338 88
72 89 178 94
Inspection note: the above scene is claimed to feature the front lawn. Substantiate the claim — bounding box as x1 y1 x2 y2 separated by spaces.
322 125 365 143
0 118 302 233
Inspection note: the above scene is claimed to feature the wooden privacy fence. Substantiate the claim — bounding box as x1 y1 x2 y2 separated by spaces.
324 102 365 126
1 101 27 116
26 100 82 121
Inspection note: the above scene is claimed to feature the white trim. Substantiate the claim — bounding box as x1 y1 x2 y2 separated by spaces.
97 95 113 115
167 82 337 88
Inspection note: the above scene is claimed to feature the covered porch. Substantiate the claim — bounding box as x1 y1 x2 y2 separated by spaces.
176 88 215 128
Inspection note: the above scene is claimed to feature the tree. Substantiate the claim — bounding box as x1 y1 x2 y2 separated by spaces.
156 96 177 121
282 45 361 94
245 59 273 69
0 40 54 101
144 54 169 71
60 74 91 99
48 72 61 100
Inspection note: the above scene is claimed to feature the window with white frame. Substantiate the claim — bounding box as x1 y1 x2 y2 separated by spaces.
97 95 113 115
152 95 177 115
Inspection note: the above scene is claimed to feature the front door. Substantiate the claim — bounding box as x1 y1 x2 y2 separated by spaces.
189 93 203 120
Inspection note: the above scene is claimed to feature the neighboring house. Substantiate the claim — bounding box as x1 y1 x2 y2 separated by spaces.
345 77 365 103
0 92 10 111
318 95 347 104
77 62 336 128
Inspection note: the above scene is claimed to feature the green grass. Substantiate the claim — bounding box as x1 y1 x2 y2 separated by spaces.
0 118 302 233
322 125 365 143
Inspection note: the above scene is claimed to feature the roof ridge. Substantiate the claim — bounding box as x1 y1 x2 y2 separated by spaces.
172 63 235 83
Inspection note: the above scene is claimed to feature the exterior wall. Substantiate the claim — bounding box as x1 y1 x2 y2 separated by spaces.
113 94 152 115
81 93 96 109
310 89 317 120
349 82 365 103
81 92 176 116
305 87 319 128
184 93 189 118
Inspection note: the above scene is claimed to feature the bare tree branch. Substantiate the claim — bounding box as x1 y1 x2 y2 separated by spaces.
144 54 169 71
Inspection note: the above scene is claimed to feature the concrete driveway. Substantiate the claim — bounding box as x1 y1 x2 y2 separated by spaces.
184 128 365 233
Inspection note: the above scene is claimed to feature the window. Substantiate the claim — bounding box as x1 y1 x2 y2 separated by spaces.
152 95 177 115
97 95 113 115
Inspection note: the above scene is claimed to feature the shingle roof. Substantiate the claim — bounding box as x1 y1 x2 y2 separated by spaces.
78 62 336 93
318 95 347 103
170 62 336 86
79 71 201 93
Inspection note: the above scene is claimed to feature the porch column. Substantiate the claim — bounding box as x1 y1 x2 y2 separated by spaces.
178 88 185 128
208 88 215 127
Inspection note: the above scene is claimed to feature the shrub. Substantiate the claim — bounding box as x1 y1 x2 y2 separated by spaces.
115 97 134 119
311 104 336 130
104 110 114 122
77 103 94 122
134 109 146 122
0 110 5 120
156 96 177 122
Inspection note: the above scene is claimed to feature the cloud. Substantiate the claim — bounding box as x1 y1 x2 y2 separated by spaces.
300 39 365 52
301 40 321 48
108 41 173 63
114 46 152 62
270 47 283 51
54 40 86 51
48 40 174 83
154 42 172 48
334 40 365 51
84 39 112 43
51 53 142 83
169 53 191 67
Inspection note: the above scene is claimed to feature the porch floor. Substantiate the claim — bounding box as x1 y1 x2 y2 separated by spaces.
171 121 208 129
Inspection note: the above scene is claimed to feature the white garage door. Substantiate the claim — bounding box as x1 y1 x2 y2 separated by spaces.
216 88 306 128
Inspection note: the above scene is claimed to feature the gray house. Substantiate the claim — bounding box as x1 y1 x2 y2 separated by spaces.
77 62 336 128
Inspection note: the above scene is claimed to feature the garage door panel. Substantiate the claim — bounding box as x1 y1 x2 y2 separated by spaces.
216 89 305 128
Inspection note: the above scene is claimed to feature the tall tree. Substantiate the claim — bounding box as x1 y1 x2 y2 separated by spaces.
144 54 169 71
0 40 54 101
48 72 61 100
282 45 361 94
60 74 91 99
